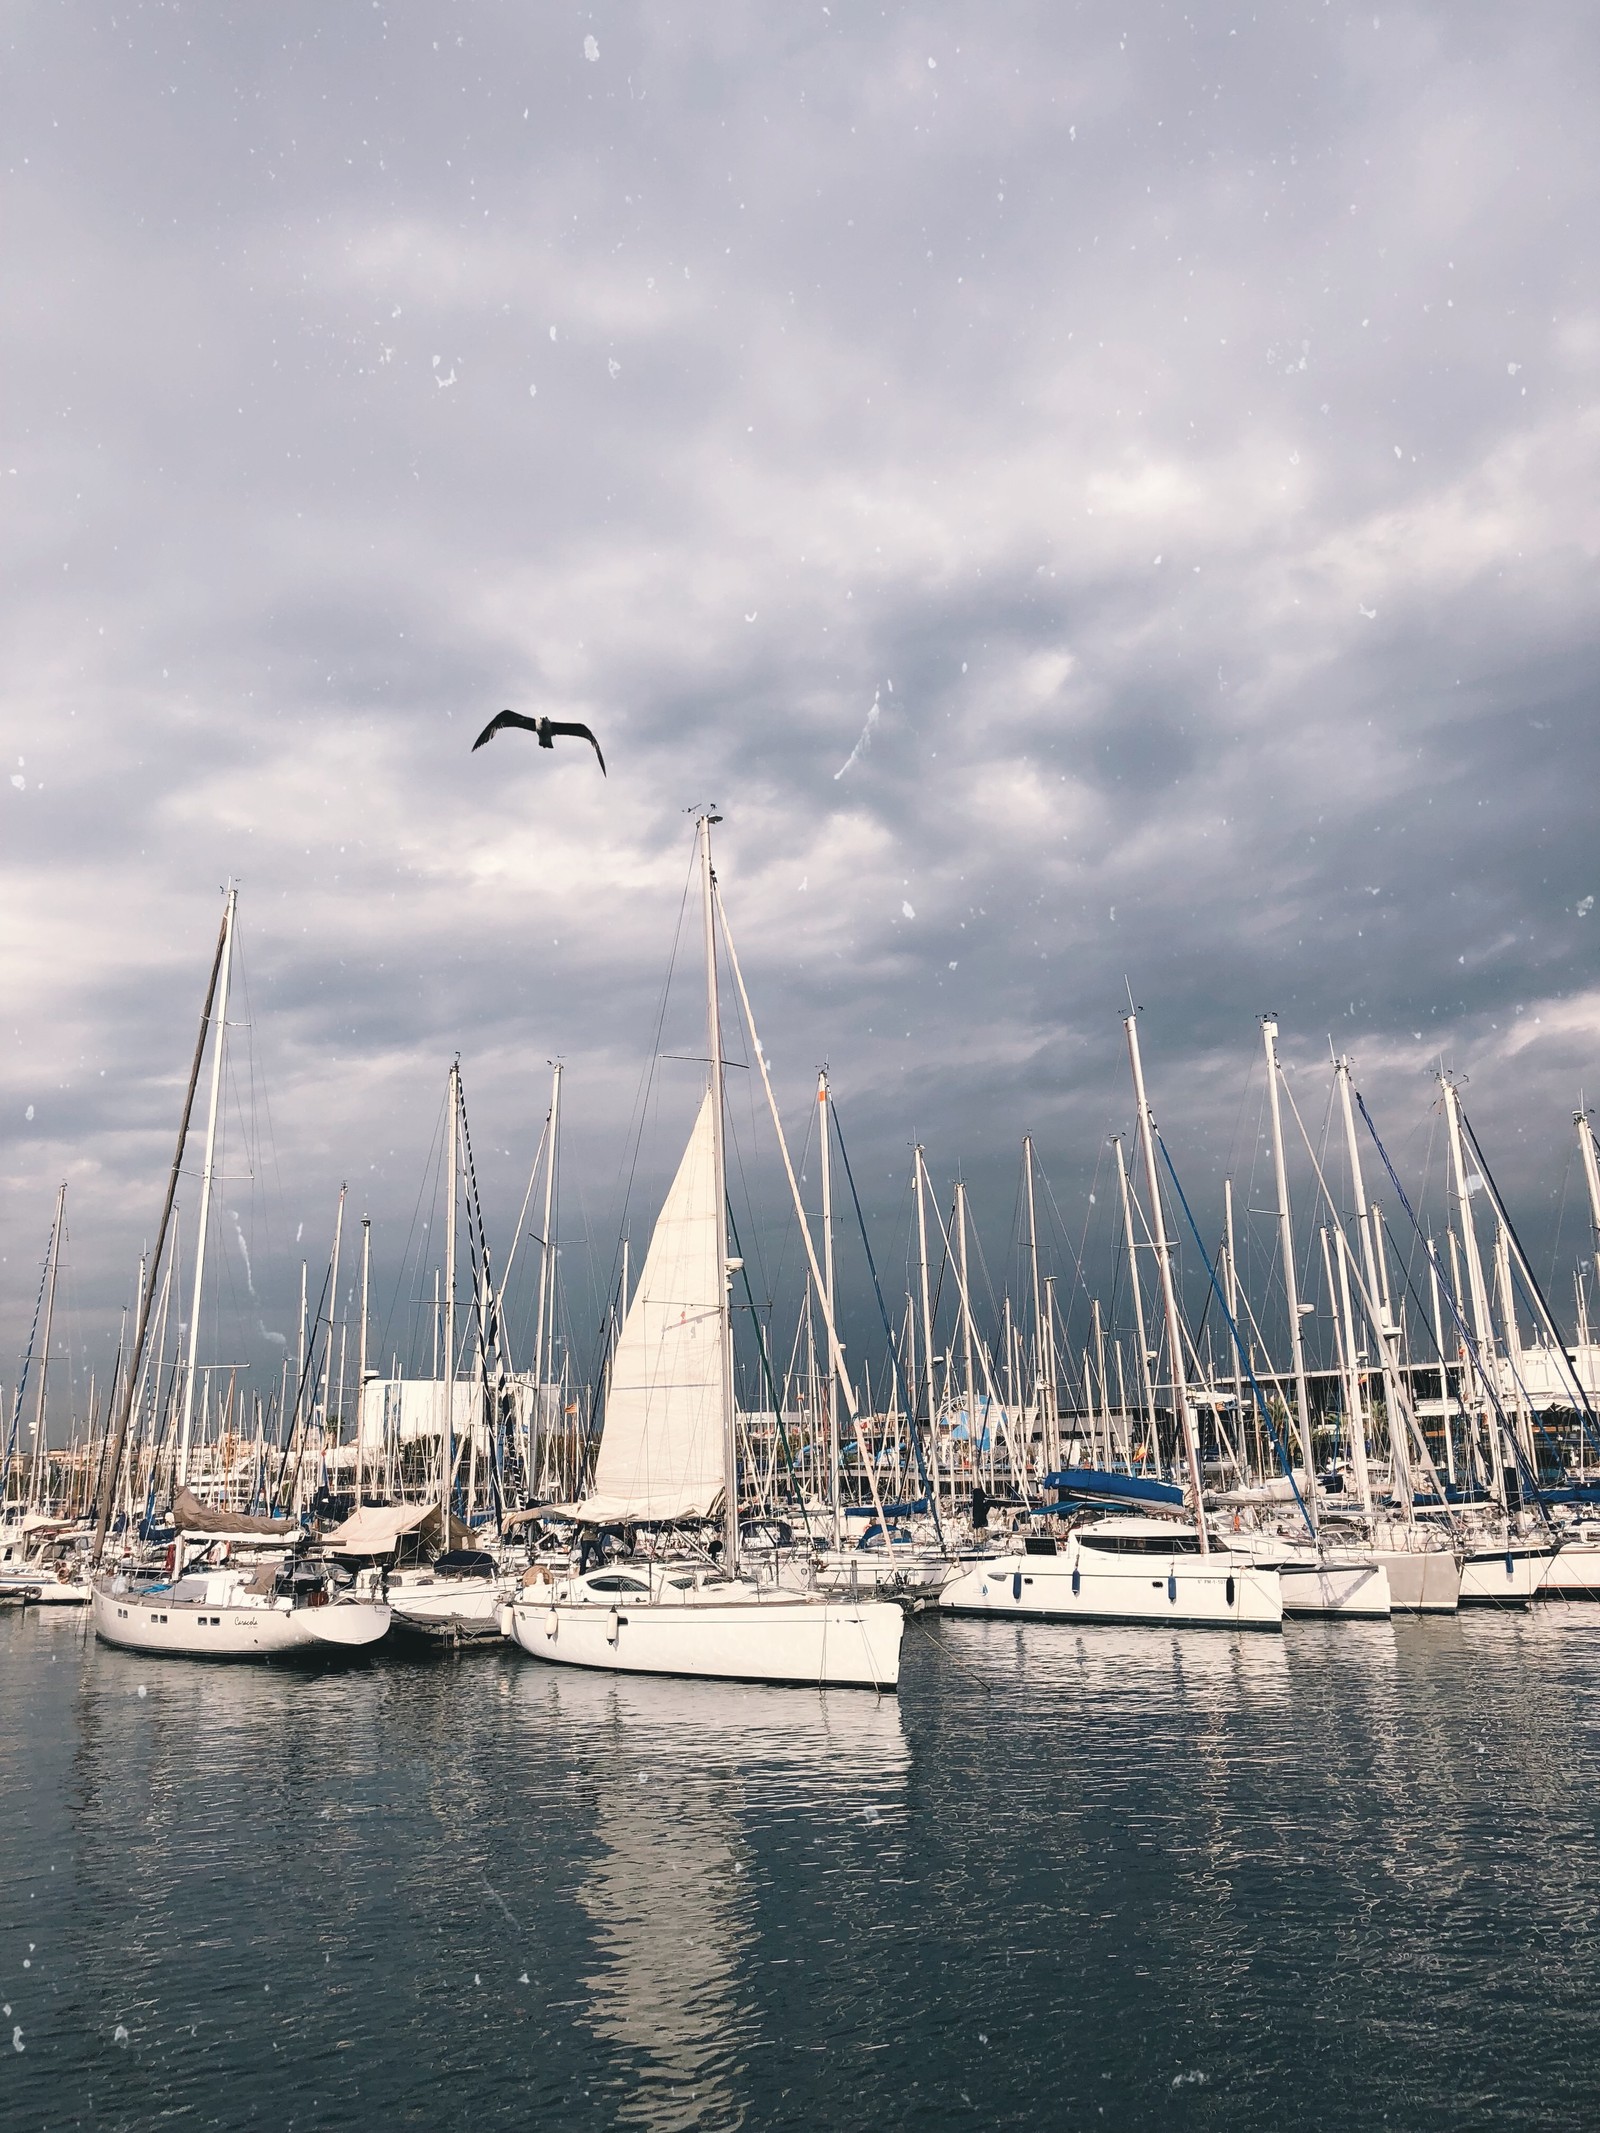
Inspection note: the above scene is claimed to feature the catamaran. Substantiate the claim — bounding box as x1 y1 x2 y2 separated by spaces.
504 815 903 1690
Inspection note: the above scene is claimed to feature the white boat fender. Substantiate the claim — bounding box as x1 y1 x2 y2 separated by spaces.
498 1606 513 1639
606 1608 620 1645
545 1610 559 1640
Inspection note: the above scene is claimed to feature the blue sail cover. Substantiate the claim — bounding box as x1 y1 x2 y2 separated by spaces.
1036 1467 1185 1513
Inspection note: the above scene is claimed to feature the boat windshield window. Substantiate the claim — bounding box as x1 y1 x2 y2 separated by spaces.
1079 1532 1202 1555
587 1573 649 1592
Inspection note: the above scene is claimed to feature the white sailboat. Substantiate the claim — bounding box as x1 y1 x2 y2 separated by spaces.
89 889 388 1658
504 815 903 1691
92 1489 390 1655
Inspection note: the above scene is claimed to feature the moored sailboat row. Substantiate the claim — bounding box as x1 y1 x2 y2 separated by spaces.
13 827 1600 1677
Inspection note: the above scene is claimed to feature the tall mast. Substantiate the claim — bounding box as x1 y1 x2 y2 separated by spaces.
534 1062 563 1410
698 812 738 1575
29 1183 66 1511
356 1216 370 1510
1442 1074 1504 1504
1124 1014 1208 1550
1024 1136 1054 1468
1223 1178 1248 1475
320 1186 346 1465
176 884 237 1491
818 1070 841 1546
956 1181 979 1493
94 898 231 1560
297 1261 308 1421
443 1060 460 1533
1045 1276 1061 1460
1335 1056 1411 1512
1262 1019 1318 1533
1331 1224 1372 1512
914 1147 939 1513
1113 1135 1157 1449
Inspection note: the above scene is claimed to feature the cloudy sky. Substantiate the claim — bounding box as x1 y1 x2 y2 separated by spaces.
4 2 1599 1410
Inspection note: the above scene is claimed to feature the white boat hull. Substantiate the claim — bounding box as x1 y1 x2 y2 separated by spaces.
92 1577 390 1656
21 1579 92 1607
1458 1543 1551 1607
1371 1547 1460 1614
387 1577 506 1641
938 1543 1282 1630
1534 1540 1600 1599
813 1549 954 1601
1276 1554 1393 1620
505 1591 902 1689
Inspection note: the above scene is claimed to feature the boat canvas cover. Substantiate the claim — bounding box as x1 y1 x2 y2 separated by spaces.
1039 1467 1186 1513
575 1090 727 1525
171 1487 298 1539
322 1503 458 1556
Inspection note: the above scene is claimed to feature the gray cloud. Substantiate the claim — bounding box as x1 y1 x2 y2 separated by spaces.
5 4 1599 1407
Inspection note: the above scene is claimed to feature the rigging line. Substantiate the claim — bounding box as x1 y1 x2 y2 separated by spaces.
831 1104 944 1545
1224 1046 1260 1186
1374 1207 1570 1480
1006 1151 1028 1321
1550 1139 1577 1297
456 1082 509 1525
1355 1090 1550 1520
1457 1104 1600 1459
375 1078 449 1384
1155 1131 1316 1537
600 846 697 1354
725 1201 813 1542
1035 1158 1096 1324
1072 1132 1114 1349
1393 1097 1439 1311
270 1248 336 1507
497 1109 551 1317
87 1309 130 1524
455 1074 499 1364
967 1211 1005 1339
918 1172 1030 1500
232 931 286 1238
3 1208 56 1474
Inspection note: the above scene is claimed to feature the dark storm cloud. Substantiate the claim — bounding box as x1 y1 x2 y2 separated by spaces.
4 2 1599 1393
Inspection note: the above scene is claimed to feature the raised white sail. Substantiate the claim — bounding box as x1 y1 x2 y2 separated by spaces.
580 1090 727 1524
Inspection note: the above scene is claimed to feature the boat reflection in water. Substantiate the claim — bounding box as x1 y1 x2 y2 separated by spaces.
508 1664 909 2130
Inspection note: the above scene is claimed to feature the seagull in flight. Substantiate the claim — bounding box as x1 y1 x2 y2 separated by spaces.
470 709 607 775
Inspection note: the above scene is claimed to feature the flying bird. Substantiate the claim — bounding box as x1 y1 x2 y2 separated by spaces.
470 709 606 775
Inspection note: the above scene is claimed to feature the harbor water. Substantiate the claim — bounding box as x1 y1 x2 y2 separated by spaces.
4 1605 1600 2131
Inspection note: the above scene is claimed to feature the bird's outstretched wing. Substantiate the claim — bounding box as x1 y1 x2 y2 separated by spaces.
471 708 539 752
544 720 607 775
